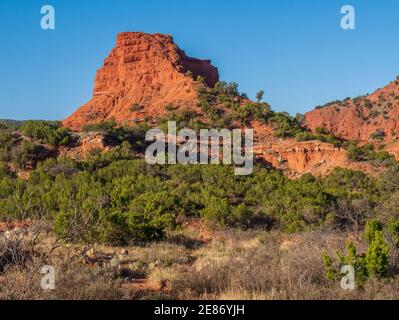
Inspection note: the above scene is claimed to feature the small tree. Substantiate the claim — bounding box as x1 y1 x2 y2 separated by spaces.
370 130 385 141
323 220 390 285
21 120 71 147
364 219 384 244
365 231 389 277
256 90 265 102
165 104 177 112
295 113 304 123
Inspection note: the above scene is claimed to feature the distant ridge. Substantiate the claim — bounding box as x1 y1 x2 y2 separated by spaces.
0 119 24 129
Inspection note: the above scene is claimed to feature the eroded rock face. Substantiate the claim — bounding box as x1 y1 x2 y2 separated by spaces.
263 141 384 178
304 79 399 143
58 132 110 159
252 121 383 178
63 32 219 131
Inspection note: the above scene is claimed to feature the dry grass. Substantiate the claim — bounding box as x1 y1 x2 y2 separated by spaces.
169 230 399 300
0 222 398 300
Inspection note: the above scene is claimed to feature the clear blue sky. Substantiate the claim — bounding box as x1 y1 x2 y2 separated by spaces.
0 0 398 120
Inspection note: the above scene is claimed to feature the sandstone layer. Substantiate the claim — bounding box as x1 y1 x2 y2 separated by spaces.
63 32 219 131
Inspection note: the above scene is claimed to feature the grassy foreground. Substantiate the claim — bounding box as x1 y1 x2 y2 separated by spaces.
1 220 398 300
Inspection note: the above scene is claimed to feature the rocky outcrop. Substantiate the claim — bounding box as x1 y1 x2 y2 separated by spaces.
63 32 219 131
252 121 383 178
58 132 110 159
304 79 399 143
254 139 382 178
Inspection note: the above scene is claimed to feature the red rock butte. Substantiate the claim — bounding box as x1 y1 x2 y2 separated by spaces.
63 32 219 131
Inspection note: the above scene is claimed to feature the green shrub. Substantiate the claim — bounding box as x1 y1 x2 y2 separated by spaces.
0 128 20 162
0 128 16 148
369 110 381 118
125 192 177 241
347 143 373 161
371 151 396 166
11 140 42 170
270 112 303 138
364 219 384 244
371 130 385 140
231 102 271 125
0 162 11 179
21 120 71 146
52 172 109 242
296 128 345 147
365 231 390 278
165 104 177 112
323 223 390 284
130 103 144 112
82 120 118 135
37 157 80 178
83 121 150 153
295 132 316 141
346 143 395 165
386 219 399 247
200 196 231 226
51 170 177 244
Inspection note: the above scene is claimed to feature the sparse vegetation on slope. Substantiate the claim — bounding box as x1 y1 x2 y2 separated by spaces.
21 120 72 147
347 143 396 165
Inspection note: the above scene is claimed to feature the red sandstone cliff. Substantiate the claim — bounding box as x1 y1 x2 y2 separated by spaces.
304 79 399 144
63 32 219 131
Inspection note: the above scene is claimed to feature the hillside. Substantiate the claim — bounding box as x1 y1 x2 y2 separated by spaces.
59 32 394 178
304 78 399 158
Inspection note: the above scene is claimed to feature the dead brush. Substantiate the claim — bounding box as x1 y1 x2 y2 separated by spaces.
0 236 31 273
170 230 358 300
